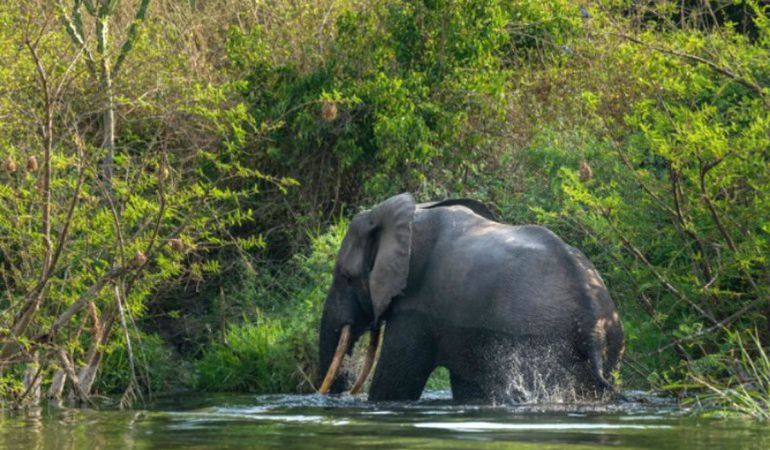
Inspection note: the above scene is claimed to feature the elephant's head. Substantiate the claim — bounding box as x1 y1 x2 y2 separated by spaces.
318 193 415 394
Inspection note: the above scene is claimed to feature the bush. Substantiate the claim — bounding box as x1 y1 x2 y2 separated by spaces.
0 0 281 407
195 320 298 392
96 332 184 396
689 329 770 419
527 3 770 393
224 0 535 248
195 221 347 393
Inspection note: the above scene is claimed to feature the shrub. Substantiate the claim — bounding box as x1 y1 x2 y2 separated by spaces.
689 329 770 419
96 332 184 396
531 3 770 392
195 320 298 392
195 221 347 393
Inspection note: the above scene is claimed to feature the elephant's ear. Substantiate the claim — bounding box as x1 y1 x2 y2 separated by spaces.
368 193 415 322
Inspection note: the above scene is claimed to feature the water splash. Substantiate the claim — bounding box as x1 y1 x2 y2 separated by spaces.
479 342 609 404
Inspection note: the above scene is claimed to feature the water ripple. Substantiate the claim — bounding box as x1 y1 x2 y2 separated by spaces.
414 421 673 432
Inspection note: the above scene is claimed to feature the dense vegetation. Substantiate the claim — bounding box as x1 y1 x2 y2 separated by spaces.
1 0 768 417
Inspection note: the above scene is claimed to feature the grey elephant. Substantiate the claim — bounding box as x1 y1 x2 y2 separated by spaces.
318 193 624 402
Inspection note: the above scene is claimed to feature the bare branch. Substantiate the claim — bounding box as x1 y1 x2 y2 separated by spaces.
115 284 144 405
112 0 152 77
614 32 766 101
46 264 131 337
58 0 97 77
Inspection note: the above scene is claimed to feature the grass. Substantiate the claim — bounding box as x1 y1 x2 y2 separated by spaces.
425 367 451 391
96 332 185 396
688 329 770 420
194 222 347 393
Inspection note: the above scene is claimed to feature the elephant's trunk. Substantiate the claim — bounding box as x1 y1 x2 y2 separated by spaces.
350 328 380 394
318 324 351 394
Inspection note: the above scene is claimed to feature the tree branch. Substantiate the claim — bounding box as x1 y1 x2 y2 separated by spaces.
47 264 131 337
615 32 766 101
57 348 94 406
112 0 152 77
600 209 719 326
58 0 97 77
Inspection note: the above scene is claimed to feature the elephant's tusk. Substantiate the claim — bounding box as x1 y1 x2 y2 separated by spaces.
349 328 380 395
319 324 351 394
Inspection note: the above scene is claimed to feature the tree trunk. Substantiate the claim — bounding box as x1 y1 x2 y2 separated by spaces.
21 353 41 406
100 86 115 182
48 369 67 402
77 310 116 397
98 6 115 183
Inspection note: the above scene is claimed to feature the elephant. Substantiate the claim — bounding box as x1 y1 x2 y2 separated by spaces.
317 193 624 402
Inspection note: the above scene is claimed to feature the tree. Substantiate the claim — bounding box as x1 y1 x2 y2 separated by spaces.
60 0 151 182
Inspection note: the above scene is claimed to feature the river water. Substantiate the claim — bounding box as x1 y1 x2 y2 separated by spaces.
1 391 768 449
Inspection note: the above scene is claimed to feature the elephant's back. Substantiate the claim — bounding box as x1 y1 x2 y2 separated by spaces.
405 205 623 385
422 220 601 337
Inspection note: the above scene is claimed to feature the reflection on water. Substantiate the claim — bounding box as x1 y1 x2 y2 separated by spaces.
1 391 769 449
413 422 671 430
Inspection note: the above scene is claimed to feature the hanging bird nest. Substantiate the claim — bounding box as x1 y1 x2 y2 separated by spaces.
3 157 17 173
321 100 338 122
169 238 185 252
579 159 593 182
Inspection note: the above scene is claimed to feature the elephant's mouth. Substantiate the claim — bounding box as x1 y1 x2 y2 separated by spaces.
318 325 381 395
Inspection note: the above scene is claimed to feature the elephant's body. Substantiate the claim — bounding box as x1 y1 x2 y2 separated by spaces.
318 194 623 403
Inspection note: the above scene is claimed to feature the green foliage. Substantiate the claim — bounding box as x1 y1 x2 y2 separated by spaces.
688 329 770 419
0 365 27 403
225 0 522 243
195 320 298 392
523 2 770 395
1 0 769 410
0 0 288 406
96 332 184 395
505 0 580 57
195 222 347 393
426 367 451 391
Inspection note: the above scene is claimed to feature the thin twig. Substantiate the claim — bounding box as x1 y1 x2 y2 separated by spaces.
601 209 719 326
116 283 144 406
614 32 766 102
45 264 131 338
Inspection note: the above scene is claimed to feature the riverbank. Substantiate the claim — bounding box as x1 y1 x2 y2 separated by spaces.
1 1 768 415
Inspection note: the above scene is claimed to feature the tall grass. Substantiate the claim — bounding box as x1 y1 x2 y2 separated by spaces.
689 330 770 420
195 320 301 392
